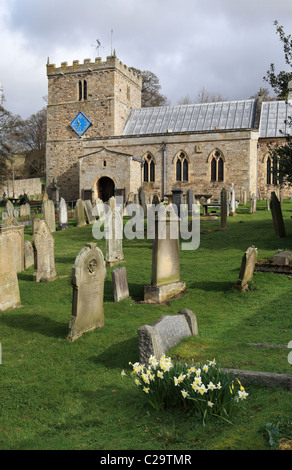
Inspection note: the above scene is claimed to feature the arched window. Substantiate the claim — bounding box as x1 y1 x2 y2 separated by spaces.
176 153 188 182
209 150 224 182
267 156 271 185
144 154 155 182
272 155 278 185
78 80 88 101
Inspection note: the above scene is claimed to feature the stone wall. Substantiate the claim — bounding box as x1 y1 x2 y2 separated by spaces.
0 178 42 199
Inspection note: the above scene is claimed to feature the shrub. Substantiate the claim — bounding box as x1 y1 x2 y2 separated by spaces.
121 356 248 425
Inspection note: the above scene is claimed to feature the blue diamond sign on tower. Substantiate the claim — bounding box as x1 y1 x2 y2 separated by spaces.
70 112 92 136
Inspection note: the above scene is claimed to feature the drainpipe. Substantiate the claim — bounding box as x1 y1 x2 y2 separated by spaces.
162 144 167 197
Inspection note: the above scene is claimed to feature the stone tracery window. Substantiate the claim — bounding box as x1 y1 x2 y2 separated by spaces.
176 152 189 182
144 154 155 182
210 150 224 182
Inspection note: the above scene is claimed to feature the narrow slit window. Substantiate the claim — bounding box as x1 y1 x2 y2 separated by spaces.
267 156 271 185
211 157 217 182
218 157 224 182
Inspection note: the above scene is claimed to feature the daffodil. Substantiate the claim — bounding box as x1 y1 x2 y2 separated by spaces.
203 364 209 373
157 370 164 379
217 382 222 389
143 387 149 394
198 384 207 395
121 370 126 377
134 378 141 386
238 390 249 399
207 401 214 408
207 381 216 391
181 390 189 398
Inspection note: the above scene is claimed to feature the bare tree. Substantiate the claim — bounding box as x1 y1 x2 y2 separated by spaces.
0 104 23 188
19 107 47 177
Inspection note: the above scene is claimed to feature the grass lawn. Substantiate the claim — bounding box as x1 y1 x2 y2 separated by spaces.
0 199 291 450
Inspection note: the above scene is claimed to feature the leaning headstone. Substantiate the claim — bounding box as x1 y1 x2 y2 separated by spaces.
137 309 198 364
32 219 56 282
67 242 106 341
144 209 186 303
0 235 21 311
75 199 87 227
220 188 228 231
105 207 125 267
42 198 56 232
57 197 69 231
84 199 96 224
111 267 129 302
0 217 24 273
270 191 286 238
234 246 258 291
24 240 34 269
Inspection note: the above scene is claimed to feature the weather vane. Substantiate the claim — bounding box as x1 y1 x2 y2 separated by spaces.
91 39 103 56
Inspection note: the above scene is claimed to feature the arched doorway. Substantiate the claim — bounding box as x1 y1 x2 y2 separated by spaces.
97 176 115 202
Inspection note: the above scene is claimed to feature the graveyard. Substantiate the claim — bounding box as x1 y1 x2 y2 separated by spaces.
0 195 291 450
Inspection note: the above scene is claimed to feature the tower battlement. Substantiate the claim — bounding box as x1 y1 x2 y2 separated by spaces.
47 54 142 86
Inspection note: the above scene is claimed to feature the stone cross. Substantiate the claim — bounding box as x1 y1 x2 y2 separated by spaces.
67 243 106 341
32 219 56 282
0 235 21 311
235 246 258 291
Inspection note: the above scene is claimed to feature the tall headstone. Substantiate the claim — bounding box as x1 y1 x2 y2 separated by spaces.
234 246 258 291
144 210 186 303
266 196 270 211
220 188 228 231
111 267 130 302
67 243 106 341
230 183 236 215
0 217 24 273
24 240 34 269
42 198 56 232
6 200 14 217
105 207 125 267
270 191 286 238
186 189 194 217
75 199 87 227
138 189 147 218
57 197 69 230
0 235 21 311
32 219 56 282
249 194 256 214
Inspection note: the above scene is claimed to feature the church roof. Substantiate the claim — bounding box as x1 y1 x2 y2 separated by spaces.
259 100 292 138
122 99 257 136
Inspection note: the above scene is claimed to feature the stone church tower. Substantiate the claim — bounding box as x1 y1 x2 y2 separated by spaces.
46 53 142 200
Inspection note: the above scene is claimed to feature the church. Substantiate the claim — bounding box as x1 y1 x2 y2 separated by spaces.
46 52 292 204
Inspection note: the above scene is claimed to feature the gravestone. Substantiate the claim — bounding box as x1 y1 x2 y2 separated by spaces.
42 198 56 232
111 267 129 302
137 309 198 364
105 207 125 267
144 210 186 303
152 194 160 206
6 200 14 217
186 189 194 217
75 199 87 227
249 194 256 214
172 188 183 217
242 190 247 206
266 196 270 211
84 199 96 224
0 217 24 273
230 183 236 215
273 250 292 265
235 246 258 291
32 219 56 282
24 240 34 269
220 188 228 231
270 191 286 238
138 189 147 218
57 197 69 230
1 211 8 223
19 203 30 221
67 243 106 341
0 235 21 311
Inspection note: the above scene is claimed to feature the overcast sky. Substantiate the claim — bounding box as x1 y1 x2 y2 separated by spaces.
1 0 292 119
